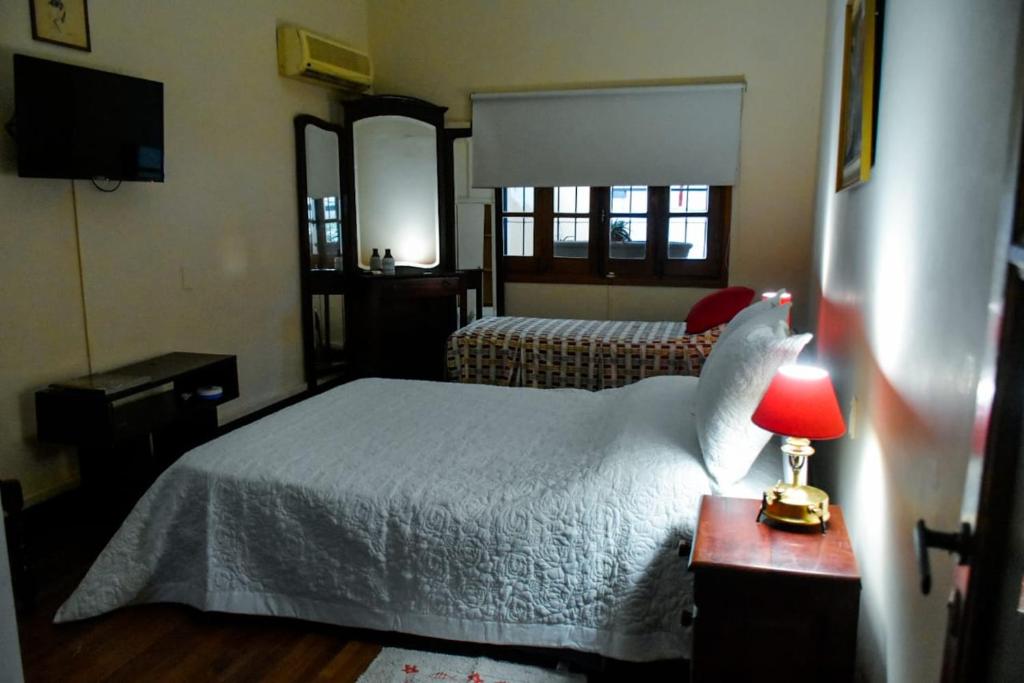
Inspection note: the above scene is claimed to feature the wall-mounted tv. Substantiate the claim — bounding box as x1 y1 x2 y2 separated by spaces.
13 54 164 182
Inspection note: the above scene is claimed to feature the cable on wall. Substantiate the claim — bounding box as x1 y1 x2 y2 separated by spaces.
70 180 94 374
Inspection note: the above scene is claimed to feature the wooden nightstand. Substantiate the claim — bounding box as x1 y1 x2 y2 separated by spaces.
687 495 860 682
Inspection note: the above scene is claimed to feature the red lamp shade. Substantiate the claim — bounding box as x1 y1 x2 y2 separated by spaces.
751 365 846 440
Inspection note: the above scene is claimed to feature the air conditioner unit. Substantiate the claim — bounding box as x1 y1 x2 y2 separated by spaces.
277 26 373 92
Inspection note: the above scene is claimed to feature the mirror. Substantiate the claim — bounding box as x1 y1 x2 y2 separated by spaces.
353 115 440 269
303 123 344 270
295 115 348 390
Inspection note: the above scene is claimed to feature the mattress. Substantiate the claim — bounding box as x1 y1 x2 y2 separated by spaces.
56 376 778 661
446 317 722 390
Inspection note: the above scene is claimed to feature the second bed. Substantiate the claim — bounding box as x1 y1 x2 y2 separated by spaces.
446 316 723 391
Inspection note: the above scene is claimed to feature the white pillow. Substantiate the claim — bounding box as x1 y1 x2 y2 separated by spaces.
696 320 812 486
717 301 791 347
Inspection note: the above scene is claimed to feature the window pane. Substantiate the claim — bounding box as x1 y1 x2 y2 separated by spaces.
669 185 709 213
325 222 340 244
504 187 534 213
323 196 339 220
554 217 589 258
307 198 317 222
609 217 646 259
503 217 534 256
308 223 319 258
668 216 708 259
611 185 647 213
554 186 589 214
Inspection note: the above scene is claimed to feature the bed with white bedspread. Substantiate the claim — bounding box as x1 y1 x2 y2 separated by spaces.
56 376 778 661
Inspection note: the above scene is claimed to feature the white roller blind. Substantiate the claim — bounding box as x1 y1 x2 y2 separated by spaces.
471 83 744 188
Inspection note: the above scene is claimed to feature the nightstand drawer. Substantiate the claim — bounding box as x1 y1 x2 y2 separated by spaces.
692 569 859 681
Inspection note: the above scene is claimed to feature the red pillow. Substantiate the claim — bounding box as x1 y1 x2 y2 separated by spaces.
685 286 756 333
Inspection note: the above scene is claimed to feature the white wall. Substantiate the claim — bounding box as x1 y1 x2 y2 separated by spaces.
367 0 828 325
0 1 369 503
809 1 1022 680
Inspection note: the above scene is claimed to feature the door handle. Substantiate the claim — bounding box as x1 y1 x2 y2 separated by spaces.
1009 243 1024 280
914 519 972 595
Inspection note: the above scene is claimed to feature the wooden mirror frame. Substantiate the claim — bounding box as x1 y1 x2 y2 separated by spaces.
294 114 352 390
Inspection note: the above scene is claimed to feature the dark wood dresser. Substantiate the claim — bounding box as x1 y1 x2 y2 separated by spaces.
346 271 477 381
687 495 861 682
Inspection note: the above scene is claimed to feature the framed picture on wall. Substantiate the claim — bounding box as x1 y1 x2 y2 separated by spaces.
836 0 883 191
30 0 91 52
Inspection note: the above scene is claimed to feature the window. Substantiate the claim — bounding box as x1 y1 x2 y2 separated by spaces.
609 186 647 260
501 187 534 257
669 185 708 259
553 186 590 259
497 185 730 286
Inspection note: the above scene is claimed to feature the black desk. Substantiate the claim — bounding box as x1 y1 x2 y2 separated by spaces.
36 352 238 508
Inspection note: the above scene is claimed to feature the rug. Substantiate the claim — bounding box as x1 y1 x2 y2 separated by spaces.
356 647 586 683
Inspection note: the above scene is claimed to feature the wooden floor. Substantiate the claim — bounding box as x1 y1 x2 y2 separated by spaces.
20 604 381 682
13 492 683 682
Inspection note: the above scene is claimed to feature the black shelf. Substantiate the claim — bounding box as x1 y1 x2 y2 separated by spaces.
35 352 239 514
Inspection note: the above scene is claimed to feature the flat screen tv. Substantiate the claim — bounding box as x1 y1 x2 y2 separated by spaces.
13 54 164 182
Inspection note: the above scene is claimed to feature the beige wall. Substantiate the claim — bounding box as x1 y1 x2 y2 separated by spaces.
368 0 828 325
0 1 368 503
810 1 1022 680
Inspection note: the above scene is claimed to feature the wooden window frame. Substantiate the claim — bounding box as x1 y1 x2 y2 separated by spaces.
606 185 656 279
497 185 731 288
550 187 597 277
500 187 538 277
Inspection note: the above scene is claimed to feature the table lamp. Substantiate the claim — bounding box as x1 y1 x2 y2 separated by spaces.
761 289 792 306
752 364 845 532
762 289 793 328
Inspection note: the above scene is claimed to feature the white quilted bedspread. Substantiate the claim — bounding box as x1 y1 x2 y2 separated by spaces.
56 376 775 661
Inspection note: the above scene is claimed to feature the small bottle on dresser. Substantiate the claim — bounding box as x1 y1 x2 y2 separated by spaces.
382 248 396 275
370 248 382 272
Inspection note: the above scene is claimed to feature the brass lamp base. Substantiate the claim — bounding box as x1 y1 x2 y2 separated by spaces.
758 482 830 533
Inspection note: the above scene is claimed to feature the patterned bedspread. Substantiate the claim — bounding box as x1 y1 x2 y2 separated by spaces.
447 316 722 390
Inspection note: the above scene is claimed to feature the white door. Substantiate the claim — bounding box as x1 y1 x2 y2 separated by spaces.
0 486 24 683
917 142 1024 683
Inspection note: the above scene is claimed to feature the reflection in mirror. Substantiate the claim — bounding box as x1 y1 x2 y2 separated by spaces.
304 124 343 270
353 115 439 269
311 294 345 384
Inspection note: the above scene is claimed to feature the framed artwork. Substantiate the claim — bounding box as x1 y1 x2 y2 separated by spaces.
835 0 883 191
30 0 91 52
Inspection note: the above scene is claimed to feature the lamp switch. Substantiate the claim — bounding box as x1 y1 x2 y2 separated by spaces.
848 396 858 439
180 265 194 291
